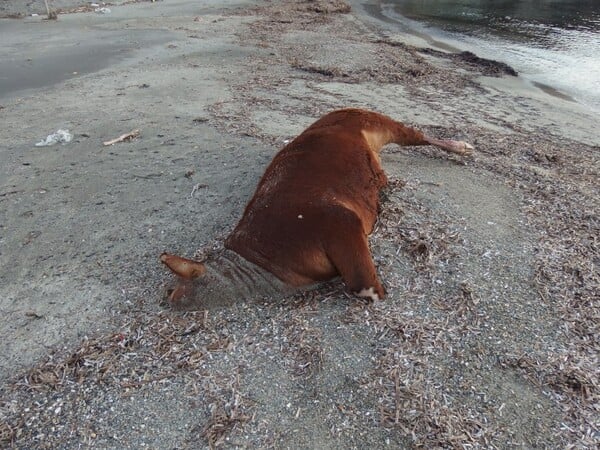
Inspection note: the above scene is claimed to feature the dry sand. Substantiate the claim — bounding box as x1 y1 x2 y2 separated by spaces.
0 0 598 448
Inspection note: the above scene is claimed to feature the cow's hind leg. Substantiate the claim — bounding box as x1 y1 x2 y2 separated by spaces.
422 136 474 156
391 121 474 156
323 208 385 300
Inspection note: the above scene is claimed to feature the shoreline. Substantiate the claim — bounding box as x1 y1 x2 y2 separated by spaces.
355 0 598 112
352 0 599 146
357 0 462 52
0 1 598 448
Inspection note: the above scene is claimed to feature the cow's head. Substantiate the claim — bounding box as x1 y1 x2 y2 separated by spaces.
160 253 208 309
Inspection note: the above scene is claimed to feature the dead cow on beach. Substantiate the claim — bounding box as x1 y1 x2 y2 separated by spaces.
161 108 473 309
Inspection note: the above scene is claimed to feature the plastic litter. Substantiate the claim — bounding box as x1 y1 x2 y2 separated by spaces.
35 129 73 147
94 7 111 14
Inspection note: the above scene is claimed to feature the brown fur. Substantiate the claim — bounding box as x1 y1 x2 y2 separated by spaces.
162 108 473 308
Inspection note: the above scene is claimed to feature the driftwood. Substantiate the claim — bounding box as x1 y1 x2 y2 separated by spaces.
43 0 57 20
103 129 140 146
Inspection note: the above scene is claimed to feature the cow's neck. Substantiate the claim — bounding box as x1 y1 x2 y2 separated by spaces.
203 249 295 305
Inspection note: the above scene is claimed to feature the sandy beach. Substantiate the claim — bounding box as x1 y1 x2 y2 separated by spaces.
0 0 598 448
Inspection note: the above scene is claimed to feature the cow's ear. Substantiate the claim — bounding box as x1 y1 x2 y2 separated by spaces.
160 253 206 279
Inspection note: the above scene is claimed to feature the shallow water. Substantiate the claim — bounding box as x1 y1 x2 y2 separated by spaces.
381 0 600 111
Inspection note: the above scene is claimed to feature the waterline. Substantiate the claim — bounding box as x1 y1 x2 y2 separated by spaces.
381 0 600 112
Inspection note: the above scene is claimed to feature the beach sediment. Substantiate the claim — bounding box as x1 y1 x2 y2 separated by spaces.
0 1 597 448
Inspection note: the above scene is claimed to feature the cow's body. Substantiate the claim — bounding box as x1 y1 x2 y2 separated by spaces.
161 108 473 309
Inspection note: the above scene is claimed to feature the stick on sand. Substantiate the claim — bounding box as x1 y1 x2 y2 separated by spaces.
103 129 140 146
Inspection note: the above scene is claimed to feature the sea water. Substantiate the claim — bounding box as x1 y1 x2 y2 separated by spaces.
380 0 600 112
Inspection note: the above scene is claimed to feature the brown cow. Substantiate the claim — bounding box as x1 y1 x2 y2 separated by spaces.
161 108 473 309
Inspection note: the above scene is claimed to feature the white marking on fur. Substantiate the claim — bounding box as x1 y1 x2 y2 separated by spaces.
298 214 303 219
355 287 380 301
